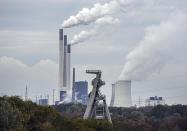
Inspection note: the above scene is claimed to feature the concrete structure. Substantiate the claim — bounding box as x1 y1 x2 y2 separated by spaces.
110 84 115 106
66 44 71 91
110 80 132 107
59 29 71 101
75 81 88 105
59 29 64 90
63 35 67 88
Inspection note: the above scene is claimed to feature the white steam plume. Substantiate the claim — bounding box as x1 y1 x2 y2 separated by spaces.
62 0 148 28
95 16 120 25
62 1 120 28
70 30 95 45
70 16 120 45
119 13 187 80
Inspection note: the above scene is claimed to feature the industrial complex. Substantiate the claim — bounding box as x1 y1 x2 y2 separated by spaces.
58 28 133 107
58 29 89 105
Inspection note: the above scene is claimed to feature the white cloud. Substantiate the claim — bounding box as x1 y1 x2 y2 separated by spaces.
0 56 187 105
0 56 58 104
0 56 123 104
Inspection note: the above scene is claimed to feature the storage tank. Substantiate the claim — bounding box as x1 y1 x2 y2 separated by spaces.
112 80 132 107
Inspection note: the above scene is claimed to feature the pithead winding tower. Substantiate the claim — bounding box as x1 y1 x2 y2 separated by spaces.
83 70 112 124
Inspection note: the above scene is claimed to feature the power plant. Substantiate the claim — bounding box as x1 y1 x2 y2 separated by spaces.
59 28 132 108
110 80 132 107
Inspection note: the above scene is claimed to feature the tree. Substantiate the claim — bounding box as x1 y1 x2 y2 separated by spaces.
0 97 24 130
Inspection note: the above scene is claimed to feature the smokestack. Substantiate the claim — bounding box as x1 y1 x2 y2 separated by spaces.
72 68 75 102
66 44 71 90
59 29 71 101
63 35 67 88
59 29 64 90
59 29 68 101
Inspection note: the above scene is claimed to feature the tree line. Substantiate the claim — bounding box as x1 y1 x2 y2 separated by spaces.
1 96 187 131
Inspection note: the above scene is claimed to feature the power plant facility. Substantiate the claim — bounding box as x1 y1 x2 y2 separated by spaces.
37 95 49 106
59 29 132 108
72 68 88 105
74 81 88 105
110 80 132 107
59 29 71 102
145 96 165 106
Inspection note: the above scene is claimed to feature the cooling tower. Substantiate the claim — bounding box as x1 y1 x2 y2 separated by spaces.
110 84 115 107
111 80 132 107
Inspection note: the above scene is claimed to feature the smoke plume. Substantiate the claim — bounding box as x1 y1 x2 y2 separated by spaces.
95 16 120 25
62 0 140 45
70 16 120 45
70 30 95 45
62 1 120 28
119 13 187 80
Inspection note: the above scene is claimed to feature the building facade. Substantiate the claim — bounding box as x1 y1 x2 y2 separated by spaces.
75 81 88 105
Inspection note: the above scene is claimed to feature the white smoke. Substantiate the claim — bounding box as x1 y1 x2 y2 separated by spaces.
70 16 120 45
62 0 151 28
62 1 120 28
95 16 120 25
119 12 187 80
70 30 95 45
58 89 72 104
63 0 146 45
62 0 158 45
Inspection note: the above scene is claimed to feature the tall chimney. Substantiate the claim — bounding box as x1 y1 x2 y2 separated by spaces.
72 68 75 102
63 35 67 88
59 29 64 91
66 44 71 90
59 29 67 101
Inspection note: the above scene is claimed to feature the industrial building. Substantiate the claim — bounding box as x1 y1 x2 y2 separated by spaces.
74 81 88 105
110 80 132 107
38 95 49 106
145 96 165 106
59 29 71 102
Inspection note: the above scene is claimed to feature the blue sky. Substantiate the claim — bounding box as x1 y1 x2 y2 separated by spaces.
0 0 187 105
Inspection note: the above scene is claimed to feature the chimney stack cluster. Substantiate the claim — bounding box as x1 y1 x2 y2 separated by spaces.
59 29 71 101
